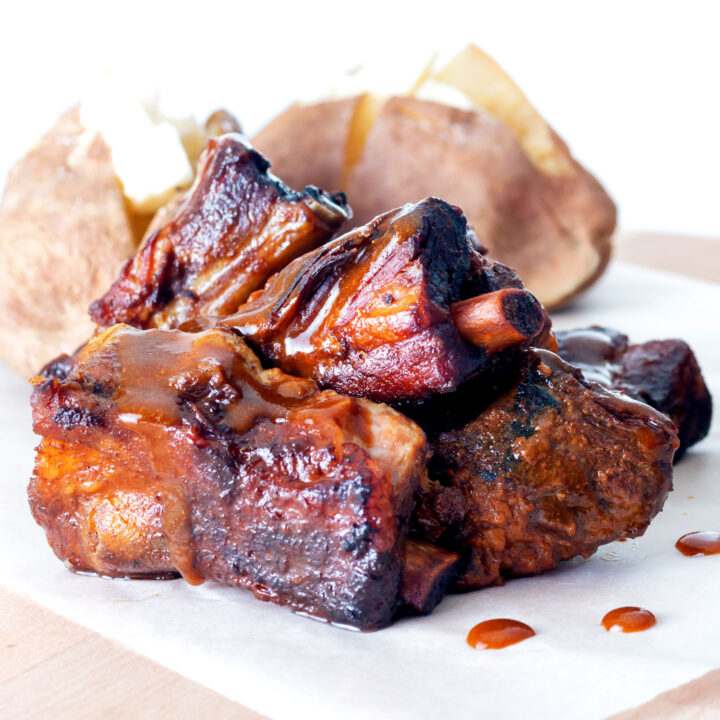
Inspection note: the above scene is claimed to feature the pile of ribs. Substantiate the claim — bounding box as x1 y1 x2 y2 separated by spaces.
29 134 713 630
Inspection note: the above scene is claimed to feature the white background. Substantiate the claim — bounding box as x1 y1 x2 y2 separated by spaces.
0 0 718 237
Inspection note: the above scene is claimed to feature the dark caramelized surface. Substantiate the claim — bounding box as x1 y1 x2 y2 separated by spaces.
29 325 428 629
415 349 679 589
223 197 549 403
557 326 712 459
191 409 400 627
90 135 349 330
27 131 698 631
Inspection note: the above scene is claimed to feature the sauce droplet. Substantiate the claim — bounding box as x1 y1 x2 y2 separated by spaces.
466 619 535 649
676 531 720 557
602 607 656 633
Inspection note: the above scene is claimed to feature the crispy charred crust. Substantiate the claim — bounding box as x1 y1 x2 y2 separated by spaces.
556 326 713 460
223 197 550 403
190 425 403 628
39 353 76 380
51 406 103 429
28 325 427 629
415 349 678 589
89 135 349 330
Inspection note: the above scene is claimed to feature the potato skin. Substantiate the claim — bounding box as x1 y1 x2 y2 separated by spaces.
253 95 616 309
349 97 616 309
0 107 136 376
252 96 362 195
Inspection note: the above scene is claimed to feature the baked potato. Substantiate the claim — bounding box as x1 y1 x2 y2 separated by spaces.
0 108 136 377
0 103 238 376
253 45 616 309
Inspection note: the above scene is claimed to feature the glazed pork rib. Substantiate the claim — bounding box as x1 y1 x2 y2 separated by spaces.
29 324 434 629
556 326 712 459
28 118 692 628
414 349 679 589
222 197 552 403
89 134 350 330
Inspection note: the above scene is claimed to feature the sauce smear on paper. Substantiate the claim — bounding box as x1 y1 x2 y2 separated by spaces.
602 607 656 633
676 531 720 557
467 619 535 649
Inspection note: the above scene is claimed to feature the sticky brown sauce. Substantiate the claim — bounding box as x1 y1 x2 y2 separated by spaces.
466 619 535 649
222 204 420 373
113 326 313 432
602 607 656 633
676 531 720 557
72 325 323 587
467 607 659 647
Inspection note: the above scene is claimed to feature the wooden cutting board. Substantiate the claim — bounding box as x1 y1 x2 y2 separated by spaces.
2 231 718 720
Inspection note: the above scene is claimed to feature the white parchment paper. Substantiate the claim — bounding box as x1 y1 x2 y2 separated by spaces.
1 262 718 720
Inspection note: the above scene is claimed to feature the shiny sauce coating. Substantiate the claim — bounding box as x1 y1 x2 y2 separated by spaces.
602 607 656 633
466 619 535 649
676 531 720 557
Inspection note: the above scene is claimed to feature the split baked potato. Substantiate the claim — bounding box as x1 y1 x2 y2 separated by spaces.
0 104 237 376
0 45 614 377
253 45 617 309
